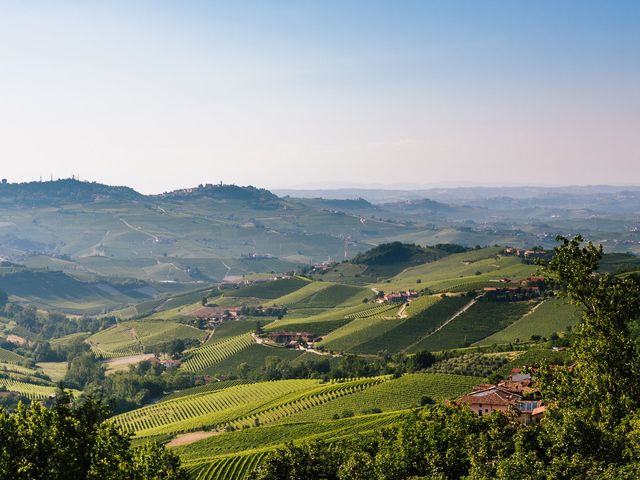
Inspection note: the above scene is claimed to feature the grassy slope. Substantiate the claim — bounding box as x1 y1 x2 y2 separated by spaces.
0 347 25 364
278 373 479 423
477 297 580 345
230 277 311 299
407 300 532 352
376 248 536 292
200 344 304 376
87 319 204 358
352 296 470 354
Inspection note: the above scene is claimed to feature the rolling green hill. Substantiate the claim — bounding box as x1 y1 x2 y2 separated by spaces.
477 297 580 345
407 299 532 352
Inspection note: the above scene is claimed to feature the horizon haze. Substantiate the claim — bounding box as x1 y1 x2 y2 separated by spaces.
1 1 639 193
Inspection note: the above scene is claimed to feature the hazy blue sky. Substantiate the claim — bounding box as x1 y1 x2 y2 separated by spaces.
0 1 638 193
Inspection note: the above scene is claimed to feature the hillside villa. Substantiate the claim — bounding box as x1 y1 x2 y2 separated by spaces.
458 368 545 425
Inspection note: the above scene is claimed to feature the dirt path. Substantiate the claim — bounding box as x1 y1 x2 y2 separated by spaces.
119 218 160 243
103 353 156 374
166 431 220 448
402 296 481 352
429 297 479 335
397 302 408 319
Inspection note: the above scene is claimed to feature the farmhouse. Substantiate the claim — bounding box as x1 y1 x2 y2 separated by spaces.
459 385 543 425
266 331 321 346
384 291 419 303
459 368 544 425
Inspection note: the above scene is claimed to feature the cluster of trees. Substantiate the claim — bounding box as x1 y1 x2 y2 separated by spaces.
64 357 197 414
0 301 118 364
0 393 186 479
149 338 200 357
254 236 640 479
236 350 436 382
350 242 466 266
1 303 116 340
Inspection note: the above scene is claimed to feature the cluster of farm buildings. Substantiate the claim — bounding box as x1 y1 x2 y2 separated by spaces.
456 365 561 424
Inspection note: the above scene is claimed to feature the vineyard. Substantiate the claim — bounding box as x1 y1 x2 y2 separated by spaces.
185 451 268 480
87 324 143 359
88 320 204 359
351 296 469 354
319 316 399 353
181 334 255 373
344 303 399 319
271 282 334 306
407 299 532 352
0 347 24 364
477 297 580 345
404 294 440 316
111 379 320 438
113 377 388 439
279 373 478 423
160 380 251 402
179 413 402 480
0 362 39 377
264 304 370 335
0 378 80 400
200 344 303 377
290 284 369 308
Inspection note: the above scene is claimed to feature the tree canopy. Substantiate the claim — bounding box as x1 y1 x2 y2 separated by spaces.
0 393 187 480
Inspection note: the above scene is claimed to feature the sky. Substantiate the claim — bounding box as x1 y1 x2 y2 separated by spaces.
0 1 638 194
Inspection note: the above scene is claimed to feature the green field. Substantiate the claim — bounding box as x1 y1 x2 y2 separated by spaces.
375 248 536 292
351 296 470 354
36 361 69 382
112 377 387 439
87 320 204 358
199 343 304 377
279 373 478 423
182 334 256 373
406 299 532 352
0 347 24 364
229 277 310 299
477 297 580 345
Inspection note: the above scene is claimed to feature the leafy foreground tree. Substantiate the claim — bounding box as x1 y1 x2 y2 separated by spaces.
252 235 640 480
0 393 187 480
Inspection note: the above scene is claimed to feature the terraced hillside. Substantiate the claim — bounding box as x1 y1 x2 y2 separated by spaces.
112 377 388 439
0 347 24 364
177 413 402 480
181 334 256 373
88 320 204 358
